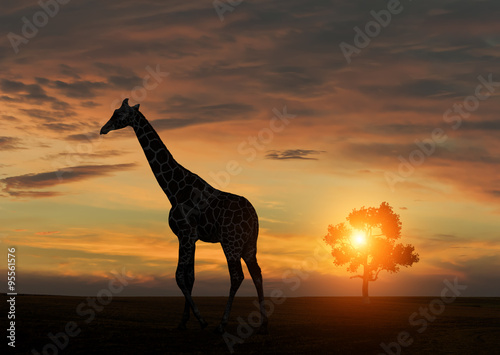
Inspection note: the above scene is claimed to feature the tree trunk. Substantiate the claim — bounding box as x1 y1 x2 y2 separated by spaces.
362 277 370 304
362 264 370 304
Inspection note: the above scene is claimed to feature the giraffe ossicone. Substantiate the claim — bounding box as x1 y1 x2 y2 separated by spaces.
100 98 268 334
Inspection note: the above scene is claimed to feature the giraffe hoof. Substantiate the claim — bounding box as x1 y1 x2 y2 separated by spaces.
257 324 269 335
214 324 225 334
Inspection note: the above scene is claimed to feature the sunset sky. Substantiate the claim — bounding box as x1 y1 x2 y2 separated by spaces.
1 0 499 297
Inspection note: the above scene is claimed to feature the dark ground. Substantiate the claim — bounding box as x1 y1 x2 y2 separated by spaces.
2 295 499 354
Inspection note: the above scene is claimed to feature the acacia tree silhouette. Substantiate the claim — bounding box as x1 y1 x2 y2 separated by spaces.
324 202 419 303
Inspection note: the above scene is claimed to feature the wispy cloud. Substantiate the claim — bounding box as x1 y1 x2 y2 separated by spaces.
0 136 24 150
4 190 62 198
152 102 255 130
0 78 51 102
1 163 136 197
40 78 107 99
266 149 325 160
35 231 60 235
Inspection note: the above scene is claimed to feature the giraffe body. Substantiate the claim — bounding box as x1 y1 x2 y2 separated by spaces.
101 99 267 333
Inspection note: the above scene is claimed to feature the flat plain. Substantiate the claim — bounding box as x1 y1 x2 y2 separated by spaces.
2 295 499 354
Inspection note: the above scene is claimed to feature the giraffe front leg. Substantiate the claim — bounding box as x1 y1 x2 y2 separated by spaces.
177 263 194 330
178 299 190 330
175 242 208 330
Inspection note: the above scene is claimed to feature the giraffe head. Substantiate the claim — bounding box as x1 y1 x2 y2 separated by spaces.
100 98 140 135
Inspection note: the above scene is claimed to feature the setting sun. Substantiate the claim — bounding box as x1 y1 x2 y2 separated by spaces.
352 230 367 248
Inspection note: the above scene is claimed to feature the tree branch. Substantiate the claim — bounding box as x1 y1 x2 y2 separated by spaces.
371 268 383 281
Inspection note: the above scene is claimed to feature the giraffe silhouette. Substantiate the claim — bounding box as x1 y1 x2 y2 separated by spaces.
100 99 268 334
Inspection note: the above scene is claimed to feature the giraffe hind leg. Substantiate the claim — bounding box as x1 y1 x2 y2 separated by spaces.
243 251 268 334
215 258 244 334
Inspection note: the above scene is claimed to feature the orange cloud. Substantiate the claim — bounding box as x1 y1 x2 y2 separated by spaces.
1 0 499 297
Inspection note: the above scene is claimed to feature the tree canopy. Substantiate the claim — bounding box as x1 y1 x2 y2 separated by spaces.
324 202 419 301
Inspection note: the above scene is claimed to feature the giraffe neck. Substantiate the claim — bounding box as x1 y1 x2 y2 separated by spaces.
132 112 210 205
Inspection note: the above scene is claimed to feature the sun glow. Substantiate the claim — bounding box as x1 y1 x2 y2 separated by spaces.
352 230 367 248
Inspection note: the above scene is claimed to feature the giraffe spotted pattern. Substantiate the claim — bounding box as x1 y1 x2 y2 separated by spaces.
100 99 268 334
